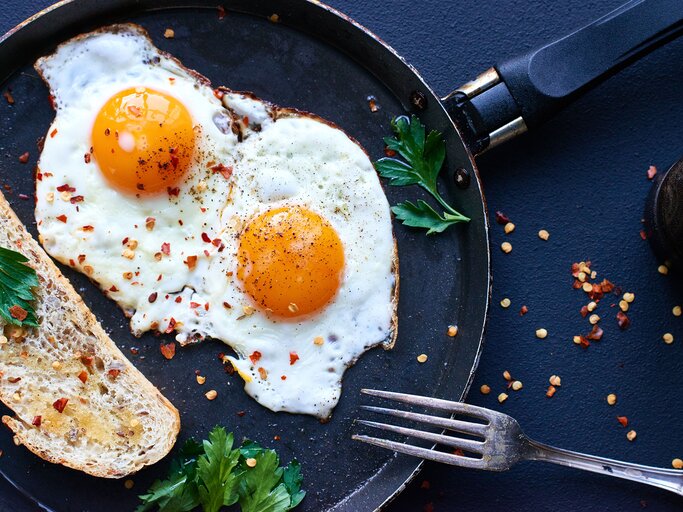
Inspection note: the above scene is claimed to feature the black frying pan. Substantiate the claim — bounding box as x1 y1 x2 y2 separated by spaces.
0 1 680 511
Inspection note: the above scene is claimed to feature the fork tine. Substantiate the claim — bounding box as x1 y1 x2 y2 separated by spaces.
356 419 485 454
361 389 493 420
361 405 487 437
352 434 485 469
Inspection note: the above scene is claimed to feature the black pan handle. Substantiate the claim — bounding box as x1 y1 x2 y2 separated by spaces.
444 0 683 155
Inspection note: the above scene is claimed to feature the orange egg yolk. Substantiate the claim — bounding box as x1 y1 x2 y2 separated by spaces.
237 207 345 318
91 87 195 195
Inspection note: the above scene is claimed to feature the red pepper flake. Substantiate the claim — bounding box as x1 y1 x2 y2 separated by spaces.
599 279 615 294
165 318 177 334
274 435 280 441
148 292 158 303
121 237 129 246
249 351 262 364
175 296 182 303
420 480 431 490
616 311 630 330
578 335 590 349
31 415 41 427
52 398 68 413
160 342 176 360
586 324 604 341
203 249 210 258
190 302 201 309
108 369 121 379
109 285 118 292
8 305 27 321
289 352 300 365
212 238 222 247
494 211 510 225
213 88 224 100
69 259 75 267
184 255 198 270
77 370 88 383
161 242 171 255
646 165 657 180
546 385 557 397
77 254 86 264
18 152 29 164
281 375 287 380
519 305 528 316
82 225 94 231
81 355 94 366
167 186 180 197
223 302 232 309
70 195 84 204
617 416 629 427
639 230 648 240
56 184 75 193
3 89 14 105
84 153 91 164
211 163 233 180
383 147 397 157
217 5 227 19
452 448 465 457
50 129 58 138
201 232 211 243
237 410 246 417
7 377 20 383
48 94 56 109
130 347 139 355
580 305 589 318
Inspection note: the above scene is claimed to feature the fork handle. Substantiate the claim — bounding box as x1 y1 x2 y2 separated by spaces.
524 438 683 495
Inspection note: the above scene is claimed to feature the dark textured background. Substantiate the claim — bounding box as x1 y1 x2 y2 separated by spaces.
1 1 683 511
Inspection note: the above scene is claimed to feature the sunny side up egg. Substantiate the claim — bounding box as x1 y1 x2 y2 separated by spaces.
34 24 398 419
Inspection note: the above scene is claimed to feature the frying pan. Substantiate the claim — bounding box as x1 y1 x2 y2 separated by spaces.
0 1 680 511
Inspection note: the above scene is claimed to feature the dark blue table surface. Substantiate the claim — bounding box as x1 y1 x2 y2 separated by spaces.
2 1 683 511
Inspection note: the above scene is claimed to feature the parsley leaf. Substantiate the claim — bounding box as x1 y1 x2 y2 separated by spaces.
196 428 241 511
392 200 469 235
375 115 469 234
238 449 289 512
137 428 305 512
0 246 39 327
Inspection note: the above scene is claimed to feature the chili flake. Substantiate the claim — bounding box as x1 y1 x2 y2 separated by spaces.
617 416 628 427
289 352 300 365
160 342 176 360
211 163 233 179
249 351 262 364
616 311 630 330
77 370 88 383
18 152 29 164
8 305 27 321
31 416 41 427
494 211 510 224
52 398 68 413
185 255 197 270
646 165 657 180
161 242 171 255
56 214 67 223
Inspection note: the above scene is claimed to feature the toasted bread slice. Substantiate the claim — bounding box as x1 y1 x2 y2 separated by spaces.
0 192 179 477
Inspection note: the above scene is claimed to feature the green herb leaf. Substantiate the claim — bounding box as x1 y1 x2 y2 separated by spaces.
137 428 305 512
0 246 39 327
238 450 290 512
196 428 241 511
392 200 469 235
375 115 469 234
282 460 305 509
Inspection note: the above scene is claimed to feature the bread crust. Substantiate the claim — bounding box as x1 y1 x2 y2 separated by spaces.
0 192 179 478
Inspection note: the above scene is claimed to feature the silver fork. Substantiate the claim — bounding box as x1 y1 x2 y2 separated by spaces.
353 389 683 495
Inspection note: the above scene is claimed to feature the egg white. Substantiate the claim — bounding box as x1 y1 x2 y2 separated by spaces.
34 25 397 418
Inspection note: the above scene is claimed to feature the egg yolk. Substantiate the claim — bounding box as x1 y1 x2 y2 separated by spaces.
237 207 345 318
91 87 195 195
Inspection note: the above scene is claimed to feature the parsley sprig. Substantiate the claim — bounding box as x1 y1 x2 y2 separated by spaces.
375 115 470 234
0 246 39 327
137 427 305 512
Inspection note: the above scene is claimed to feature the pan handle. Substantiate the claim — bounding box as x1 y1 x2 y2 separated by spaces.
444 0 683 155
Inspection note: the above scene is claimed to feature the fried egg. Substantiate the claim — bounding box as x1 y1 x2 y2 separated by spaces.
34 25 397 418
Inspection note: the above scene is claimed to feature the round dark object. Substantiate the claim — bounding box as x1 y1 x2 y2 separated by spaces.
454 168 471 189
645 158 683 271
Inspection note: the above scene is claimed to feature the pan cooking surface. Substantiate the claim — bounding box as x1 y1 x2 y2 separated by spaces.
0 3 489 510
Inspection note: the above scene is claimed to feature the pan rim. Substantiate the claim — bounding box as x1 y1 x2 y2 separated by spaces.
0 1 491 511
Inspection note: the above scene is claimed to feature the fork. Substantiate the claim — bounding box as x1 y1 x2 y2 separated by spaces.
353 389 683 495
